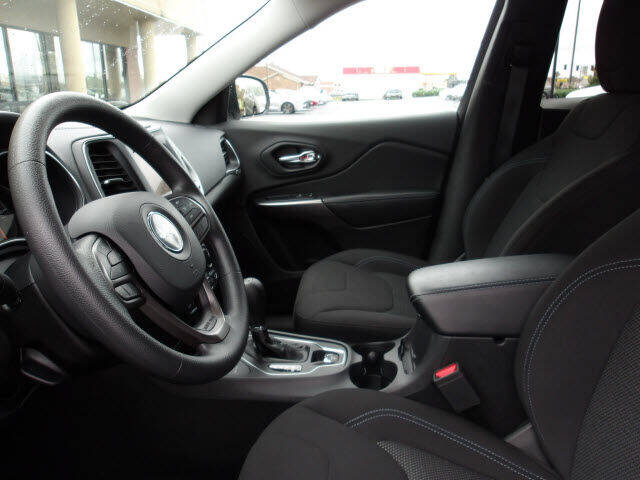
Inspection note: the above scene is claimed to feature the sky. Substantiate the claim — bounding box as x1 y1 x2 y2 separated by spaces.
260 0 497 81
554 0 604 75
256 0 604 83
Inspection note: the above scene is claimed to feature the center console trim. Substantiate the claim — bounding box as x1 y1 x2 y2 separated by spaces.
241 332 348 376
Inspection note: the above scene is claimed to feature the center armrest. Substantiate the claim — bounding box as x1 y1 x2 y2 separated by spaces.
407 254 573 337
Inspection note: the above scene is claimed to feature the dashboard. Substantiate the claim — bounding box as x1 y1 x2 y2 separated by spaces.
0 111 241 250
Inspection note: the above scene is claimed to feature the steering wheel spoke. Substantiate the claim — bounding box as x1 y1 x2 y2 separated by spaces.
90 236 145 308
86 232 228 348
138 280 229 348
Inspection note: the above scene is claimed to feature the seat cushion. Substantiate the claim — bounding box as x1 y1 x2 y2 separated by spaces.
294 249 429 342
240 389 557 480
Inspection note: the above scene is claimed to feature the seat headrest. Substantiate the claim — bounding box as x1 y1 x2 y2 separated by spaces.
596 0 640 94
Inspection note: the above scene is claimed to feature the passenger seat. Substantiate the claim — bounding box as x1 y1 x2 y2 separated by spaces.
294 0 640 342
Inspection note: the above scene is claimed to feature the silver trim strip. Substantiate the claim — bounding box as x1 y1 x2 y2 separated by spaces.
0 237 28 251
255 197 322 208
277 150 320 166
163 135 205 195
220 137 241 175
0 150 85 209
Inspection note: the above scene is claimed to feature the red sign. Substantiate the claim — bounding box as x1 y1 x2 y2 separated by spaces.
343 67 374 74
391 66 420 74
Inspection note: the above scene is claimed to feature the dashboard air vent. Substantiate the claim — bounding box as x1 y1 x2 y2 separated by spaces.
86 140 139 196
220 137 241 174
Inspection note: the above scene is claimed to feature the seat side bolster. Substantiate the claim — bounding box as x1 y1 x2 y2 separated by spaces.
463 153 549 260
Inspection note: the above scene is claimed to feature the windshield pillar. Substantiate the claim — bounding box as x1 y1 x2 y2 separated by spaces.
140 20 158 93
55 0 87 94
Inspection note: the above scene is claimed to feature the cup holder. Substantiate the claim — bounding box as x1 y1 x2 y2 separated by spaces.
349 342 398 390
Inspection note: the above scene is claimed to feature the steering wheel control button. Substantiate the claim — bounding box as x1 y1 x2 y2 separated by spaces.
110 262 129 280
194 217 209 238
202 246 219 289
107 250 123 266
171 197 191 215
147 211 184 253
96 240 112 255
115 283 140 301
185 207 200 224
268 363 303 373
170 196 207 227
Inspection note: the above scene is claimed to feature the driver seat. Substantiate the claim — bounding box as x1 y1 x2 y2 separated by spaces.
240 203 640 476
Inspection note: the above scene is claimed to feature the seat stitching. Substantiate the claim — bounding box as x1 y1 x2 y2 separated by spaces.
412 276 556 297
345 410 552 480
346 412 544 480
522 259 640 442
376 441 501 480
344 409 553 480
522 258 640 388
355 256 423 271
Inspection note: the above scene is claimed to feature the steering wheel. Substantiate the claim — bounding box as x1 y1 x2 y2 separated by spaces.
7 92 248 384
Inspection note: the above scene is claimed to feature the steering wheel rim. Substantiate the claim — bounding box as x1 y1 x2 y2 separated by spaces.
7 92 248 384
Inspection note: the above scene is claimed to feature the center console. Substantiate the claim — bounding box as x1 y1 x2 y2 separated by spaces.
165 254 572 434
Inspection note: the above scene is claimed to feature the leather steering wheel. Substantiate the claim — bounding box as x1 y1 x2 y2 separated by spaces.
8 92 248 384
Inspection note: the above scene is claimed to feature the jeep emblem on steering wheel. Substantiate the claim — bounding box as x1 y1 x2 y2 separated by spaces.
147 211 184 253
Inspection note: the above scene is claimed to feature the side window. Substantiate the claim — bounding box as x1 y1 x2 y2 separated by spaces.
241 0 496 120
0 24 130 112
0 29 14 106
545 0 605 100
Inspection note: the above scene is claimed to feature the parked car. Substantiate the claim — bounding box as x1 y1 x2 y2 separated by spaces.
318 91 333 104
268 89 307 114
341 91 359 101
383 89 403 100
300 86 326 106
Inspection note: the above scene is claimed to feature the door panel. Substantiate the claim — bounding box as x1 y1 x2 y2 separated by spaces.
219 112 459 311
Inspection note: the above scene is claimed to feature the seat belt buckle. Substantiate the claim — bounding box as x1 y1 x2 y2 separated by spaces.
433 363 480 413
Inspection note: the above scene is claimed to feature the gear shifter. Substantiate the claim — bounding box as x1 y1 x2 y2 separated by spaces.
244 277 305 360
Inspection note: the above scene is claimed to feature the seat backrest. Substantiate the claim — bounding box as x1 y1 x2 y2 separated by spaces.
515 205 640 479
463 0 640 261
514 6 640 472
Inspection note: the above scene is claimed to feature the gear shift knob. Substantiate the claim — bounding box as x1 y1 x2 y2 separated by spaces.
244 277 266 328
244 277 304 361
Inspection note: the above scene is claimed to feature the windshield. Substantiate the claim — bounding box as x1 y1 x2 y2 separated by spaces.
0 0 267 113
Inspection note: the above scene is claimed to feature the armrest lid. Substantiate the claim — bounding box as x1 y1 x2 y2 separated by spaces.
408 254 573 336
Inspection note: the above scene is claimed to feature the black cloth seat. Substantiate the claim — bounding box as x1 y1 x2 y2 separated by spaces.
243 156 640 478
294 0 640 342
294 249 429 341
240 389 555 480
